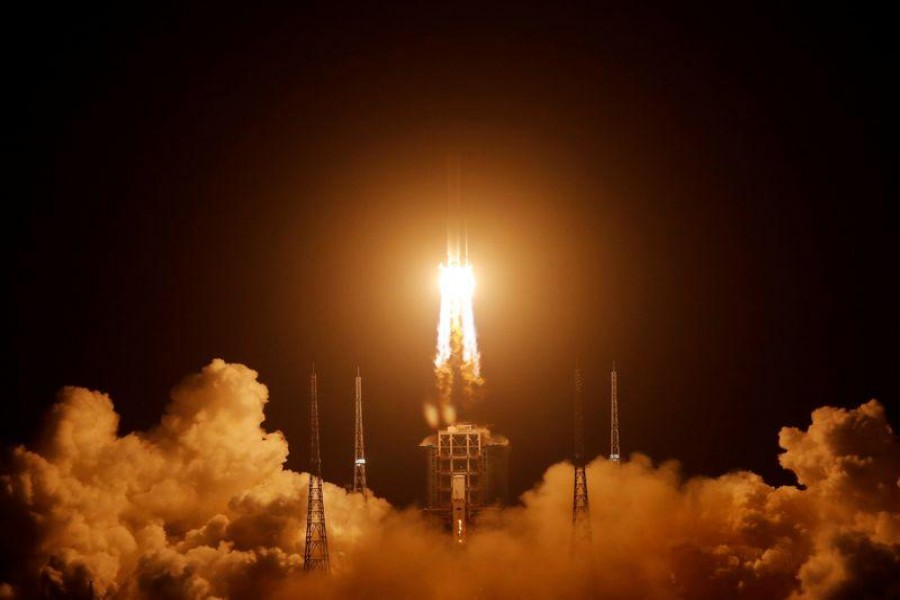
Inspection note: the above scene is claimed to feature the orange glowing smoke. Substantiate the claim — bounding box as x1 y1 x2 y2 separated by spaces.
427 254 483 428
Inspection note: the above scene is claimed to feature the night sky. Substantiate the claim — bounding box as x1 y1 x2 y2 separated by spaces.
7 4 897 507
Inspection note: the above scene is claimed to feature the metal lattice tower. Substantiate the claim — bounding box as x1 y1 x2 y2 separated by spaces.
303 366 331 574
610 362 620 463
352 366 368 497
572 366 592 543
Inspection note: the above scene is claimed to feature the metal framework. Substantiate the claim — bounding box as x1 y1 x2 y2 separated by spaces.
610 362 620 463
303 367 331 574
422 423 509 543
434 424 483 543
352 367 368 496
572 366 592 544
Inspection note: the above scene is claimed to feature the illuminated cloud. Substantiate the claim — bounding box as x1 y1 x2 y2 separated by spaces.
1 361 897 599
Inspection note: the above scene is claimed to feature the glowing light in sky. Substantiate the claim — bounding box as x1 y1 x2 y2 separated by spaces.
429 249 483 428
435 261 480 371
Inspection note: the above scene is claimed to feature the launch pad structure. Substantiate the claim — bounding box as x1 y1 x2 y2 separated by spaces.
420 423 510 542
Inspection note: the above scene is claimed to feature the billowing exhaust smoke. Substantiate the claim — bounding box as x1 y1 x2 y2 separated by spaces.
1 360 897 599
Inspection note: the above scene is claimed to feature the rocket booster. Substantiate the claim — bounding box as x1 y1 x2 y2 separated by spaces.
446 155 468 266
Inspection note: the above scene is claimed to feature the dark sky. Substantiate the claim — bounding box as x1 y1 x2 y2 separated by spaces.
7 4 897 505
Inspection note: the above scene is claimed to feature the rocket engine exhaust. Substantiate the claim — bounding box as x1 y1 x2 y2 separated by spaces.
426 160 484 428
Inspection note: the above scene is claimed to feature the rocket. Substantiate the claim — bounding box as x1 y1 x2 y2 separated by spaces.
446 154 468 266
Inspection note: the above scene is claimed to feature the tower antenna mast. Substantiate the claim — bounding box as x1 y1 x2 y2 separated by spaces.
303 365 331 573
352 366 368 498
572 365 592 545
610 362 620 463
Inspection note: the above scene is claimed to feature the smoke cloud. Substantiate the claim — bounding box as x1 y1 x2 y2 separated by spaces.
2 360 897 599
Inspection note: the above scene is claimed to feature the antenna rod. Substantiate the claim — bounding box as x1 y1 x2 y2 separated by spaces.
572 365 592 544
304 365 331 573
610 362 620 463
353 366 368 498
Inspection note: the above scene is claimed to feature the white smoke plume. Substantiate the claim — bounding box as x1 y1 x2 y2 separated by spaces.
1 360 897 599
0 361 388 599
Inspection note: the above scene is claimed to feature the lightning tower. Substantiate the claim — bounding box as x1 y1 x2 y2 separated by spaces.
352 366 368 497
610 362 620 463
572 366 592 544
303 366 331 574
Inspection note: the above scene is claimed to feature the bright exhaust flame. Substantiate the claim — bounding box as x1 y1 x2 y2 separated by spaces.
435 261 479 369
428 256 483 427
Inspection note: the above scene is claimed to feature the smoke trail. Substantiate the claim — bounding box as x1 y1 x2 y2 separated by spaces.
1 361 898 599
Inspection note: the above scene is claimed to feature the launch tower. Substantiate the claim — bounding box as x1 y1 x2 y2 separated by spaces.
421 423 509 543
